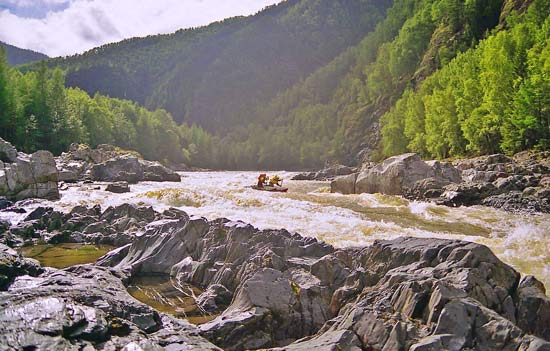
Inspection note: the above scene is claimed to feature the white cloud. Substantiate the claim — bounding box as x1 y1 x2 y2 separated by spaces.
0 0 281 57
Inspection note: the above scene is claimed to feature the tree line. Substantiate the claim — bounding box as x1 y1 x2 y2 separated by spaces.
381 0 550 158
0 49 213 166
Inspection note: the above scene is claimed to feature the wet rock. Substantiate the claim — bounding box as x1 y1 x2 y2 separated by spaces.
91 155 181 183
95 214 550 351
438 182 497 207
5 204 166 247
0 262 221 350
330 173 357 194
292 165 358 181
404 177 451 200
106 181 130 193
0 243 42 290
482 192 550 213
0 197 12 210
0 139 59 201
516 275 550 340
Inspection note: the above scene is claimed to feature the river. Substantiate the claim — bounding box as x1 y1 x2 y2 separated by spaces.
3 171 549 291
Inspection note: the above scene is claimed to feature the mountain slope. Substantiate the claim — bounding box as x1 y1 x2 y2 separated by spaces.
1 42 48 65
209 0 509 169
40 0 392 132
29 0 550 170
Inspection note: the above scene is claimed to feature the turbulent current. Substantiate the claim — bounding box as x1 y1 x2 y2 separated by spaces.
3 171 550 291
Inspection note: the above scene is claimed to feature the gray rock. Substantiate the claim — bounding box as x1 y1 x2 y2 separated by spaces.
93 212 550 351
0 137 18 163
0 196 12 210
0 142 59 200
106 181 130 193
4 203 550 350
91 155 181 183
516 275 550 340
0 261 221 350
332 154 461 196
438 182 497 207
293 165 358 181
330 173 357 194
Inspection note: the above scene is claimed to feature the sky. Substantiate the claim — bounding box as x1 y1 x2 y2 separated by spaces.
0 0 282 57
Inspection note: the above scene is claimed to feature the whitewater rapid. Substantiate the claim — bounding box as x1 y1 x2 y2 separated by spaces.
3 171 549 291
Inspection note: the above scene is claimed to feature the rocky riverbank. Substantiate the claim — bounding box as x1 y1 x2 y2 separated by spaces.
0 139 181 204
0 137 59 201
331 152 550 213
1 203 550 350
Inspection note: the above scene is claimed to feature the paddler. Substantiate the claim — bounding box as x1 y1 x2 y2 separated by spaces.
257 174 268 188
269 175 282 187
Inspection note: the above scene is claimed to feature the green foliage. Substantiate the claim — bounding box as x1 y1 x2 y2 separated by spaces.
0 57 215 166
381 0 550 158
11 0 550 169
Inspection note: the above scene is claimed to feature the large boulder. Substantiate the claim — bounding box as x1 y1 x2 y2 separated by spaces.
330 173 358 194
352 153 460 195
0 139 59 201
56 143 180 183
293 165 358 181
96 213 550 351
0 245 221 351
91 155 181 183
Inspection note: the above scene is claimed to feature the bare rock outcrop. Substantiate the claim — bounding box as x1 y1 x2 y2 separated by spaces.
93 212 550 351
0 138 59 201
331 153 460 197
56 143 181 183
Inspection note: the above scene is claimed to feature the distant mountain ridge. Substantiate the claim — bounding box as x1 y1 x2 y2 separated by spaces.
24 0 550 170
34 0 391 132
1 42 48 65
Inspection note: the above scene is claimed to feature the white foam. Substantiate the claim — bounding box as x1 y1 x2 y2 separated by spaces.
4 171 550 291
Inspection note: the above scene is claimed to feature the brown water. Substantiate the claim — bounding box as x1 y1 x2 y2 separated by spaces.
20 243 113 268
127 275 218 325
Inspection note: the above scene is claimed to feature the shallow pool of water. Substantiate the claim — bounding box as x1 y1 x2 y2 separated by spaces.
19 243 113 268
127 275 218 325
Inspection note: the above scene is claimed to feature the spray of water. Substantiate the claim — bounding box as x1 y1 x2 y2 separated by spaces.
3 171 549 292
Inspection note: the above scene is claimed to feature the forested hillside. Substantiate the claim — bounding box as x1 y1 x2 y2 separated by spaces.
0 47 210 165
381 0 550 158
1 42 48 66
14 0 550 170
35 0 391 133
210 0 508 169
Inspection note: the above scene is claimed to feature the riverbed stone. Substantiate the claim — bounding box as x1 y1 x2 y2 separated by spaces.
93 211 550 351
106 181 130 193
330 173 357 194
0 139 59 201
3 201 550 350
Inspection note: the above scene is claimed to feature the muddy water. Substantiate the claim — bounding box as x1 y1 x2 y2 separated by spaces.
19 243 113 269
127 275 218 324
6 171 550 292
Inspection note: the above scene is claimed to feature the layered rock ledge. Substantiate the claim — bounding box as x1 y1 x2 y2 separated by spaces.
0 137 59 201
57 143 181 183
331 152 550 213
2 203 548 350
